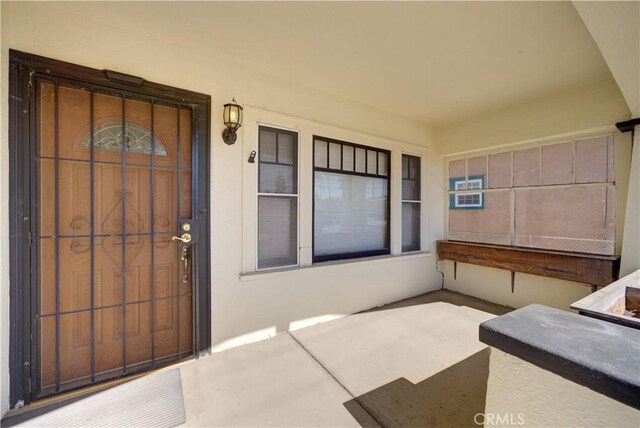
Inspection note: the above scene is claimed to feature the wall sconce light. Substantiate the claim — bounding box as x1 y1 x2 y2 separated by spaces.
247 150 257 163
222 98 243 145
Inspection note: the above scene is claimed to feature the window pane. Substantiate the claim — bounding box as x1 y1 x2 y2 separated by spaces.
489 151 511 188
449 190 511 245
329 143 341 169
402 202 420 252
403 179 420 201
367 150 377 174
259 130 277 162
513 147 540 187
466 179 482 190
402 156 409 179
378 152 388 176
541 142 573 185
278 133 295 165
355 148 366 173
314 172 388 258
409 157 419 180
314 140 327 168
259 127 298 269
259 164 295 194
448 159 465 190
402 155 420 201
515 187 615 255
467 156 486 183
258 196 297 269
575 136 614 183
343 146 354 171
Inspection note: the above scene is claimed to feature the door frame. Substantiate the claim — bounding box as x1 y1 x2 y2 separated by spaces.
8 50 212 407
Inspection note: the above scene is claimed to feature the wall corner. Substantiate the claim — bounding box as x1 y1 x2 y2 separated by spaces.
620 126 640 276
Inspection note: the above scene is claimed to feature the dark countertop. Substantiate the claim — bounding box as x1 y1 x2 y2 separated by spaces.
479 304 640 410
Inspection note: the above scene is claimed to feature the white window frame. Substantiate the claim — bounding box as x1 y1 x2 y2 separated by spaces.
255 125 301 271
453 177 484 208
312 136 391 263
401 153 422 253
241 106 432 276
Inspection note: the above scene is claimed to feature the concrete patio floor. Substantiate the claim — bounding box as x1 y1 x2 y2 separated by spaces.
4 290 511 428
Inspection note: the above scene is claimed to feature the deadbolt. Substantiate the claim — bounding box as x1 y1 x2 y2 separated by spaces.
182 223 191 232
171 233 192 243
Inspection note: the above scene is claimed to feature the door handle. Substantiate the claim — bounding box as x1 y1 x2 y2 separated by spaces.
171 233 192 243
180 246 190 284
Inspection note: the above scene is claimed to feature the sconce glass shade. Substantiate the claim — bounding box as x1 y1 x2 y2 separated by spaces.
223 101 243 131
222 98 243 145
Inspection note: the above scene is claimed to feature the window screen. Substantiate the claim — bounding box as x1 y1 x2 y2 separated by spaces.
313 137 390 262
258 127 298 269
447 135 615 255
402 154 421 252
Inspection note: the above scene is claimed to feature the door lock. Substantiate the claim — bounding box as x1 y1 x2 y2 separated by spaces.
171 233 192 243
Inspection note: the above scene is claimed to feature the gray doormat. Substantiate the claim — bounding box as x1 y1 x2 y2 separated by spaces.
6 369 186 428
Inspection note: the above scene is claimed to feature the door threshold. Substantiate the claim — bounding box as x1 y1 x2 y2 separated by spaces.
1 358 194 427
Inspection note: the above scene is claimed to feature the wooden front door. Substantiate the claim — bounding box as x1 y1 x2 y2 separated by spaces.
9 51 211 405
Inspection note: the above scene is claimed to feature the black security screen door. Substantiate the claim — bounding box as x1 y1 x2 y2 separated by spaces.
9 51 211 405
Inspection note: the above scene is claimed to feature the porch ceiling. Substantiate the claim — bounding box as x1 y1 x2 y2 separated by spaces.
54 1 610 126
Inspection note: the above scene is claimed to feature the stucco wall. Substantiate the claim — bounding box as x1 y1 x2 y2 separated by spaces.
0 1 443 413
439 80 633 310
573 1 640 117
484 349 640 427
620 127 640 276
438 78 630 155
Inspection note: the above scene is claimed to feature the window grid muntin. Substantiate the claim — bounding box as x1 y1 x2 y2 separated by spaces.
402 154 422 252
258 126 298 195
449 176 485 209
313 136 390 178
313 136 391 263
257 125 299 270
402 154 421 201
455 193 483 207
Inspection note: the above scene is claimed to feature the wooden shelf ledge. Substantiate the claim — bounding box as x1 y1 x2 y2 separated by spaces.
437 240 620 287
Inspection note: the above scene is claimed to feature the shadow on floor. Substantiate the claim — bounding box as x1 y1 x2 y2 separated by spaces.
364 290 512 317
344 348 490 428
